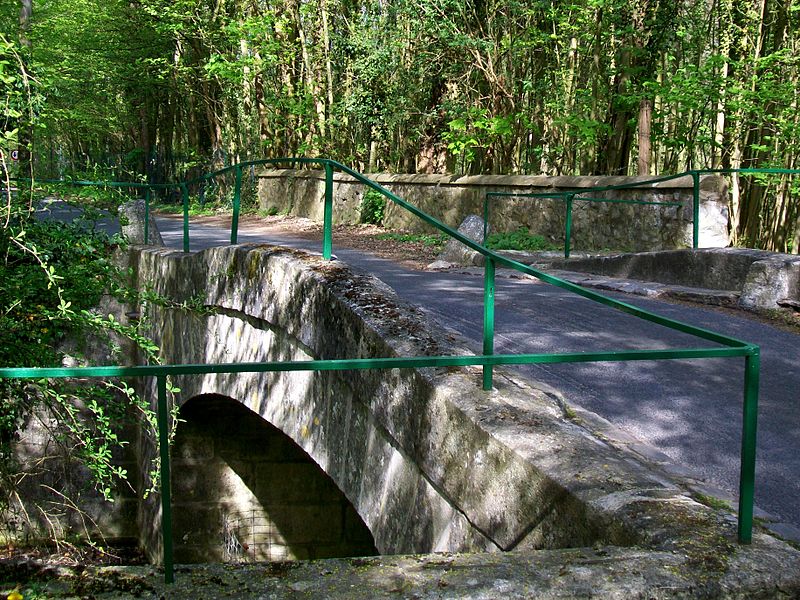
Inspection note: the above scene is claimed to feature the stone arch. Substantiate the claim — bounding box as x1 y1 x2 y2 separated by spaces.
171 393 377 563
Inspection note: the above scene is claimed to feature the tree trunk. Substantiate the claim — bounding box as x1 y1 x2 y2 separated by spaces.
713 0 733 170
18 0 33 193
637 97 652 175
294 0 325 147
320 0 334 116
596 44 634 175
19 0 31 47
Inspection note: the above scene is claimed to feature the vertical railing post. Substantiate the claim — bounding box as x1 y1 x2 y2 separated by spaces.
323 161 334 260
144 187 151 245
156 375 174 584
483 194 491 245
738 349 760 544
180 183 190 253
692 170 700 249
564 194 574 259
482 257 496 390
231 166 242 245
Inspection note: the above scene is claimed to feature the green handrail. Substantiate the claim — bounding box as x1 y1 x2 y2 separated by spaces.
0 342 761 587
482 256 496 390
483 191 684 258
231 165 242 245
483 168 800 257
7 159 771 585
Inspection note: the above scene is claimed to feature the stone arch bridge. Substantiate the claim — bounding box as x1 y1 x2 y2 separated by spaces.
121 243 799 594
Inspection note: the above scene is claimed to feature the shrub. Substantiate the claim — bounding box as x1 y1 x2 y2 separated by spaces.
485 227 559 252
359 188 386 225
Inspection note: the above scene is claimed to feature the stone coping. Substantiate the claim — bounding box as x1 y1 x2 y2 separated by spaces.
257 168 718 191
12 537 800 599
516 248 800 310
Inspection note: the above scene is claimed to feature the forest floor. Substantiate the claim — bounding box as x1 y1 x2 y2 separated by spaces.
178 211 446 270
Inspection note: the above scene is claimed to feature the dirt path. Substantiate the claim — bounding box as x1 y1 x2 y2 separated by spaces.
165 212 443 270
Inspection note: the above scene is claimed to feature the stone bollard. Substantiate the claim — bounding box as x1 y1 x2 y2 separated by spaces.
427 214 486 269
119 199 165 246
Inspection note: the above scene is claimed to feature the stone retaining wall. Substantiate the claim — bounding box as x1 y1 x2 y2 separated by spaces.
257 170 729 251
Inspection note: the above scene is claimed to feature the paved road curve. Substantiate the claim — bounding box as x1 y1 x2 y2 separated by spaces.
156 216 800 538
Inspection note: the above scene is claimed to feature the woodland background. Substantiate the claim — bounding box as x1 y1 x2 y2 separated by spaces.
2 0 799 250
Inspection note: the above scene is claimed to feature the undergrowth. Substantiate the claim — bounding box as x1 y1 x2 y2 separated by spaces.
375 232 447 248
485 227 560 252
0 193 180 547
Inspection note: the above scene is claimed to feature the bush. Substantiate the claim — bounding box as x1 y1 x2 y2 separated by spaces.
485 227 559 252
0 212 166 543
359 188 386 225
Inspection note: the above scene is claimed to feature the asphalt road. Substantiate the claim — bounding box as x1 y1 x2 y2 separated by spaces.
156 216 800 536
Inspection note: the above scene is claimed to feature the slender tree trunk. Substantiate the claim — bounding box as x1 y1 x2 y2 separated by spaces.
18 0 33 193
294 1 325 146
713 0 733 170
320 0 334 115
637 97 652 175
139 105 150 176
19 0 31 47
597 44 635 176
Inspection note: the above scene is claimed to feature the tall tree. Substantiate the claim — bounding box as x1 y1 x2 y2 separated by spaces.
16 0 32 183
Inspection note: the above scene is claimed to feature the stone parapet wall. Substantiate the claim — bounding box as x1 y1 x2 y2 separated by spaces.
128 244 644 558
538 247 800 309
127 246 505 558
257 169 729 251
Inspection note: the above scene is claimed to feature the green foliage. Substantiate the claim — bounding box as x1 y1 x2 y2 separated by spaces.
359 188 386 225
0 218 160 502
5 0 800 247
485 228 559 252
0 221 116 363
374 232 447 248
1 16 178 544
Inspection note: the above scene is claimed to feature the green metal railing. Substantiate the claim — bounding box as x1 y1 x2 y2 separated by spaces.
5 159 767 584
482 168 800 259
483 191 683 258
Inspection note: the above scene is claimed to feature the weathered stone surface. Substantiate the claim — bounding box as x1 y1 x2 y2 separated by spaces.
431 214 486 267
696 192 730 247
17 536 800 599
257 169 728 252
739 255 800 309
119 199 164 246
129 246 499 557
535 248 800 309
